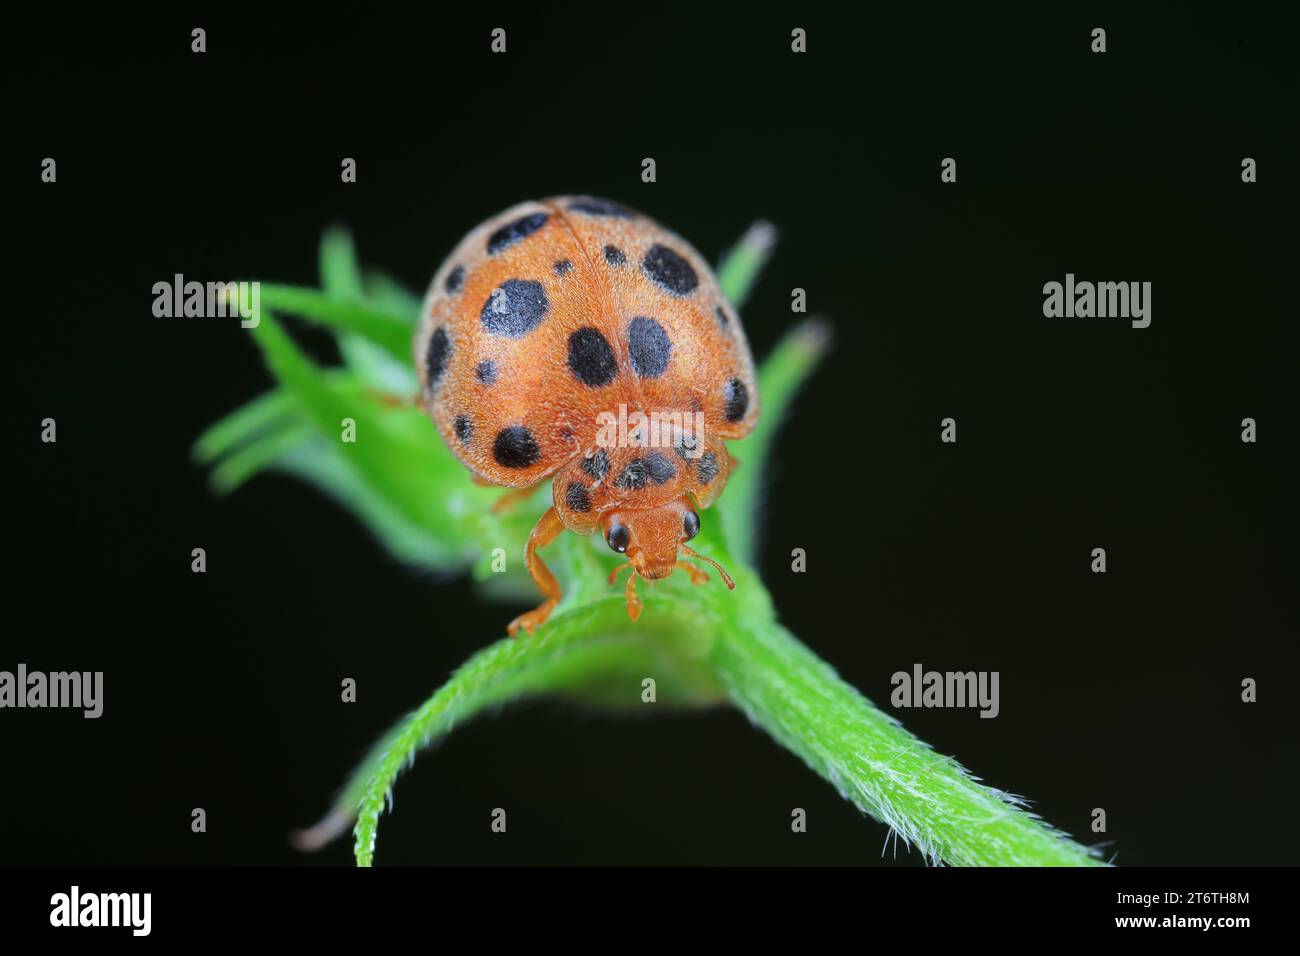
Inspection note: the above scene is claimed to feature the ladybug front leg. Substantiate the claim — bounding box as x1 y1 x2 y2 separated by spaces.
624 568 643 622
608 561 644 621
507 506 566 638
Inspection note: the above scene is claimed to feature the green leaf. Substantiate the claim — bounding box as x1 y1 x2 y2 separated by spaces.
272 437 467 569
720 318 831 563
258 285 414 364
193 387 301 467
362 269 422 323
209 421 318 495
246 307 485 554
342 601 729 866
717 219 778 307
319 226 365 300
319 228 417 392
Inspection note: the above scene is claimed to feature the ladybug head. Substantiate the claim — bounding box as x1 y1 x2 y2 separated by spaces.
602 498 734 590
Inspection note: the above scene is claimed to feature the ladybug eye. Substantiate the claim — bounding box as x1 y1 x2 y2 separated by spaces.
683 511 700 540
606 524 630 553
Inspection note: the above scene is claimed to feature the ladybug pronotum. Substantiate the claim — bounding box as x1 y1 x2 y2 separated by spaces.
414 196 760 636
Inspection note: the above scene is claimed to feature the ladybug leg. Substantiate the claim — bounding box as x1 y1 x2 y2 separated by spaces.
607 562 643 619
680 561 710 586
491 483 542 515
506 507 566 638
624 569 644 622
608 560 635 585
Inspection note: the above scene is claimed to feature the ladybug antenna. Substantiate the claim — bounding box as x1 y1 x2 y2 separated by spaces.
681 544 735 590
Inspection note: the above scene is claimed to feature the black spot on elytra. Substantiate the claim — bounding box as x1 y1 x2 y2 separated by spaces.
615 458 649 491
425 327 450 387
697 451 719 485
675 432 700 462
487 212 548 255
603 245 626 266
475 360 498 385
454 415 473 444
646 452 676 484
627 317 671 378
492 426 541 469
723 378 749 422
581 450 609 481
482 279 549 338
714 304 730 328
553 259 572 276
445 265 465 294
564 481 592 513
642 244 698 296
568 198 634 218
613 455 675 490
567 327 619 387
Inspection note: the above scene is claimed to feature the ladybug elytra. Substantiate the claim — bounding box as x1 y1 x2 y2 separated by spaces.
415 196 759 635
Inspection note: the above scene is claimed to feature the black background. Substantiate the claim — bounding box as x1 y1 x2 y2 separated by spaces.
7 8 1297 867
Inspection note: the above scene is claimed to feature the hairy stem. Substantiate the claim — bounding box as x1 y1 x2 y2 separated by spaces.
299 597 727 866
709 602 1105 866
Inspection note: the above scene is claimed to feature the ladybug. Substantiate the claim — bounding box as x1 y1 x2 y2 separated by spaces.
414 196 759 636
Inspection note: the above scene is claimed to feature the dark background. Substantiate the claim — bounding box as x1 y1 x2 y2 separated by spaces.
7 8 1297 866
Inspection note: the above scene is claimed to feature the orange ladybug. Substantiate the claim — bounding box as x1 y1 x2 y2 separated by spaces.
414 197 759 636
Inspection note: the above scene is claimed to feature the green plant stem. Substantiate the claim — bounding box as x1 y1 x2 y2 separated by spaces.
709 608 1104 867
312 542 1101 866
337 601 727 866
